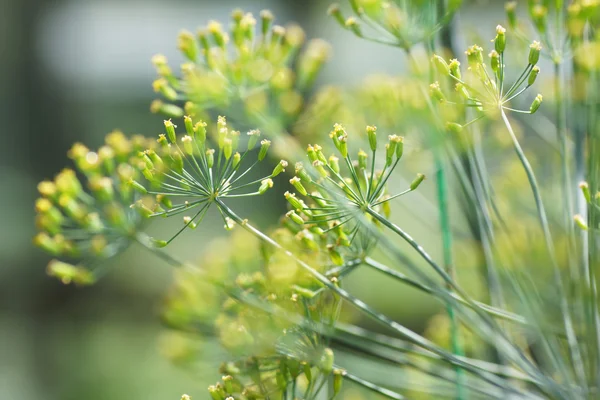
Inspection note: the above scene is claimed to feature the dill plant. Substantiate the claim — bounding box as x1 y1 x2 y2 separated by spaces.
32 1 600 399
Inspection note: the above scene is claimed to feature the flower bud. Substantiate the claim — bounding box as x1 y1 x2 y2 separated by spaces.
260 10 274 37
345 17 362 37
580 181 591 203
333 369 345 396
357 150 367 169
183 115 195 136
258 139 271 161
285 191 304 210
329 155 340 174
295 162 312 183
528 66 540 86
489 50 500 73
395 136 404 159
206 149 215 168
272 160 288 177
574 214 588 231
47 260 95 285
529 41 542 65
530 94 543 114
153 78 177 101
307 145 318 163
367 126 377 152
327 244 344 266
465 45 484 67
494 25 506 53
410 173 426 190
320 348 334 373
129 179 147 194
290 176 307 196
164 119 177 143
328 4 346 27
223 138 233 160
531 5 548 33
258 178 273 195
195 121 207 145
449 59 461 79
506 2 517 28
177 30 198 62
429 82 445 103
150 100 184 118
286 210 304 225
247 129 260 150
432 54 450 76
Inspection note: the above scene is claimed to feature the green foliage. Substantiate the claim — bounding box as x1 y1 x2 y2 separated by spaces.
33 1 600 399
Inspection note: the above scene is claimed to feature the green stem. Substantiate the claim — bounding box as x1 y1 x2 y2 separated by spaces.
500 108 586 386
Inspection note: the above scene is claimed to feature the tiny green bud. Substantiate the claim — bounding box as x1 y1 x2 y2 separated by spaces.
46 260 95 285
272 160 288 177
313 160 328 178
532 5 548 33
181 135 194 156
258 139 271 161
223 138 233 160
286 210 304 225
177 30 198 61
580 181 591 203
247 129 260 150
329 155 340 174
164 119 177 143
528 66 540 86
307 145 318 163
151 238 168 248
208 385 224 400
333 369 345 396
489 50 500 73
295 162 312 183
320 348 334 373
386 135 399 166
285 191 304 210
367 126 377 152
327 244 344 266
290 176 308 196
431 54 450 76
345 17 362 37
410 173 426 190
195 121 207 145
183 215 197 230
152 78 177 101
465 44 484 67
227 152 238 171
449 59 461 79
429 82 445 103
530 94 543 114
129 179 147 194
183 115 194 136
328 4 346 27
494 25 506 53
357 150 367 169
506 1 517 28
574 214 588 231
206 149 215 168
529 41 542 65
260 10 274 37
395 136 404 159
446 122 463 134
258 178 273 195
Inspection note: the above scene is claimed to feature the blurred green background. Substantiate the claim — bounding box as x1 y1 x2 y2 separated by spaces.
0 0 511 399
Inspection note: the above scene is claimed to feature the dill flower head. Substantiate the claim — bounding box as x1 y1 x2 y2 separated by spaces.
33 131 154 284
329 0 461 50
283 124 424 265
429 25 544 130
149 10 330 128
134 115 281 246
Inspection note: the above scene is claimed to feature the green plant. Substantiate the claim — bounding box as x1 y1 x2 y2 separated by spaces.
33 1 600 399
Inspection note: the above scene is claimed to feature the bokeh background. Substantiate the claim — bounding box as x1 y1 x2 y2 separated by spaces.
1 0 516 399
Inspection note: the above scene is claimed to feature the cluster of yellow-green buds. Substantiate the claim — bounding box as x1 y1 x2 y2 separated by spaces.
430 25 544 132
207 348 343 400
328 0 462 50
282 124 424 265
131 115 284 246
150 9 330 126
34 131 154 284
